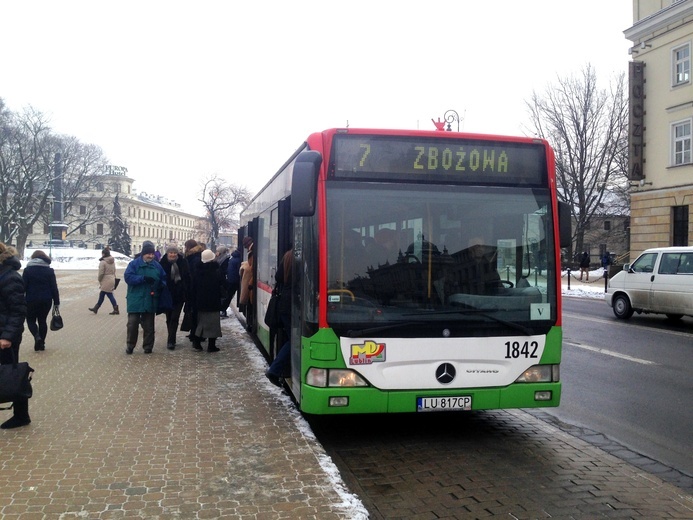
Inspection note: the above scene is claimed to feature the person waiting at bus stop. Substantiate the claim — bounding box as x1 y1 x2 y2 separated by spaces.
265 247 293 387
158 245 190 350
124 240 167 354
190 249 224 352
0 243 31 429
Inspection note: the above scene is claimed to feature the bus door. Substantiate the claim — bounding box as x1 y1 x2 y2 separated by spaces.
269 198 292 359
246 217 260 333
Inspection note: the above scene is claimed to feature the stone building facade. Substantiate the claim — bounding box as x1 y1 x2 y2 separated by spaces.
27 166 205 255
625 0 693 257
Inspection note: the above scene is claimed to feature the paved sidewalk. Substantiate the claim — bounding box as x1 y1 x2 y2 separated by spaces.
0 271 366 519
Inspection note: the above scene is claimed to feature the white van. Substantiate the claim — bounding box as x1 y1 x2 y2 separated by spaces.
606 246 693 320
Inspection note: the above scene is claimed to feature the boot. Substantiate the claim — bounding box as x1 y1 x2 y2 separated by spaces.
89 304 101 314
1 399 30 429
34 337 42 351
109 305 120 315
207 338 220 353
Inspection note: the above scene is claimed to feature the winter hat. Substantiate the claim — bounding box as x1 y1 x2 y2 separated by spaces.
201 249 215 263
166 245 179 254
30 250 52 263
0 243 19 264
141 240 156 255
102 247 111 257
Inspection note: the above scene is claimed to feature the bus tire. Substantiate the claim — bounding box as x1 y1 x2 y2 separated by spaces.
612 294 634 319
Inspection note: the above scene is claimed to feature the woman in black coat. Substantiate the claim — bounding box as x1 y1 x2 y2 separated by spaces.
0 243 30 429
158 246 190 350
190 249 224 352
22 250 60 351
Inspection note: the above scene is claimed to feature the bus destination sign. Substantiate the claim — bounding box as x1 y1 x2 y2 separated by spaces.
331 135 547 186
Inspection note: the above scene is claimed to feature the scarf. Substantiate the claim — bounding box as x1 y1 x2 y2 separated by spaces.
170 261 182 283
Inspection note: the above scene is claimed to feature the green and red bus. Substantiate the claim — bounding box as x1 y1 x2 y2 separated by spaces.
239 127 570 415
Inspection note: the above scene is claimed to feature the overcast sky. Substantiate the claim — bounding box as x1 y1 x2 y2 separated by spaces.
2 1 633 214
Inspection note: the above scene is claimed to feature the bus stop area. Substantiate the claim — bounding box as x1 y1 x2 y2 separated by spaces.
0 270 690 519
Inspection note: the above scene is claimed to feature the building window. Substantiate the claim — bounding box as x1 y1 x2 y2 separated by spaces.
672 205 689 246
97 205 104 215
604 220 611 231
97 223 104 235
43 224 49 234
80 205 86 215
672 43 690 86
672 119 692 166
80 225 86 235
96 182 104 192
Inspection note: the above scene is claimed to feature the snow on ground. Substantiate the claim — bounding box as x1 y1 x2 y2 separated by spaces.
23 247 132 271
561 269 608 300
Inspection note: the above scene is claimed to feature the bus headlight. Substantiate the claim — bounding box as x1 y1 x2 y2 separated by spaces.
514 364 560 383
306 368 369 388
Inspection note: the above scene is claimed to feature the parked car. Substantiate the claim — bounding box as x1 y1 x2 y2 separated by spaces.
605 246 693 320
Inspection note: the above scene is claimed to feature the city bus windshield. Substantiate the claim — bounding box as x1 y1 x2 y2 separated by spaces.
325 182 557 337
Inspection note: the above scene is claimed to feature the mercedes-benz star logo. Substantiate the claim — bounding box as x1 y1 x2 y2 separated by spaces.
435 363 456 384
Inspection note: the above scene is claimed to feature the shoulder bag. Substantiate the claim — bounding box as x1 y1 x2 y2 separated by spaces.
0 350 34 409
50 305 64 331
264 286 282 329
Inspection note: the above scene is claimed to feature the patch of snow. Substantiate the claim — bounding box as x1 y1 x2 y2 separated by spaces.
23 247 131 270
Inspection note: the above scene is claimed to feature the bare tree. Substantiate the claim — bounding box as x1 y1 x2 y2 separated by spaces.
199 175 252 252
0 100 110 256
0 104 55 253
52 135 110 240
525 65 629 261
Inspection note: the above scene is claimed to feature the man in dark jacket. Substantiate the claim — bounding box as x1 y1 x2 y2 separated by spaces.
0 243 30 429
123 241 167 354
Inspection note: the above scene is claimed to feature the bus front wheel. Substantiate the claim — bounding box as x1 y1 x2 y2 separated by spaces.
612 294 634 319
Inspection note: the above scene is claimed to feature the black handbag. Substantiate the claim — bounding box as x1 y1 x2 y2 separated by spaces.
0 350 34 409
114 278 121 290
180 310 193 332
50 306 63 331
264 288 282 329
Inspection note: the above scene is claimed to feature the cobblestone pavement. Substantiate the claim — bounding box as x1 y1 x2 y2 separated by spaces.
0 271 366 519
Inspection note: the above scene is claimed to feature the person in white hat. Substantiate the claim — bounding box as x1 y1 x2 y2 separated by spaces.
189 248 224 352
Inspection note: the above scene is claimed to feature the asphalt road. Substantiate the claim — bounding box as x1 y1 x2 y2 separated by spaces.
553 296 693 477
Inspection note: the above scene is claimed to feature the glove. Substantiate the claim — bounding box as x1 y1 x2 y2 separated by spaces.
143 275 156 284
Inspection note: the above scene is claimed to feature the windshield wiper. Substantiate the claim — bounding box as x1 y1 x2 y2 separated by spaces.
402 309 535 336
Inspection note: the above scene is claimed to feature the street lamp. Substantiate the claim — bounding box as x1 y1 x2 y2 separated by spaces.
444 109 463 132
47 195 54 257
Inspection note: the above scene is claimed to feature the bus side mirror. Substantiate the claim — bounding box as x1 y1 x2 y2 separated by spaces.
291 151 322 217
558 201 572 249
